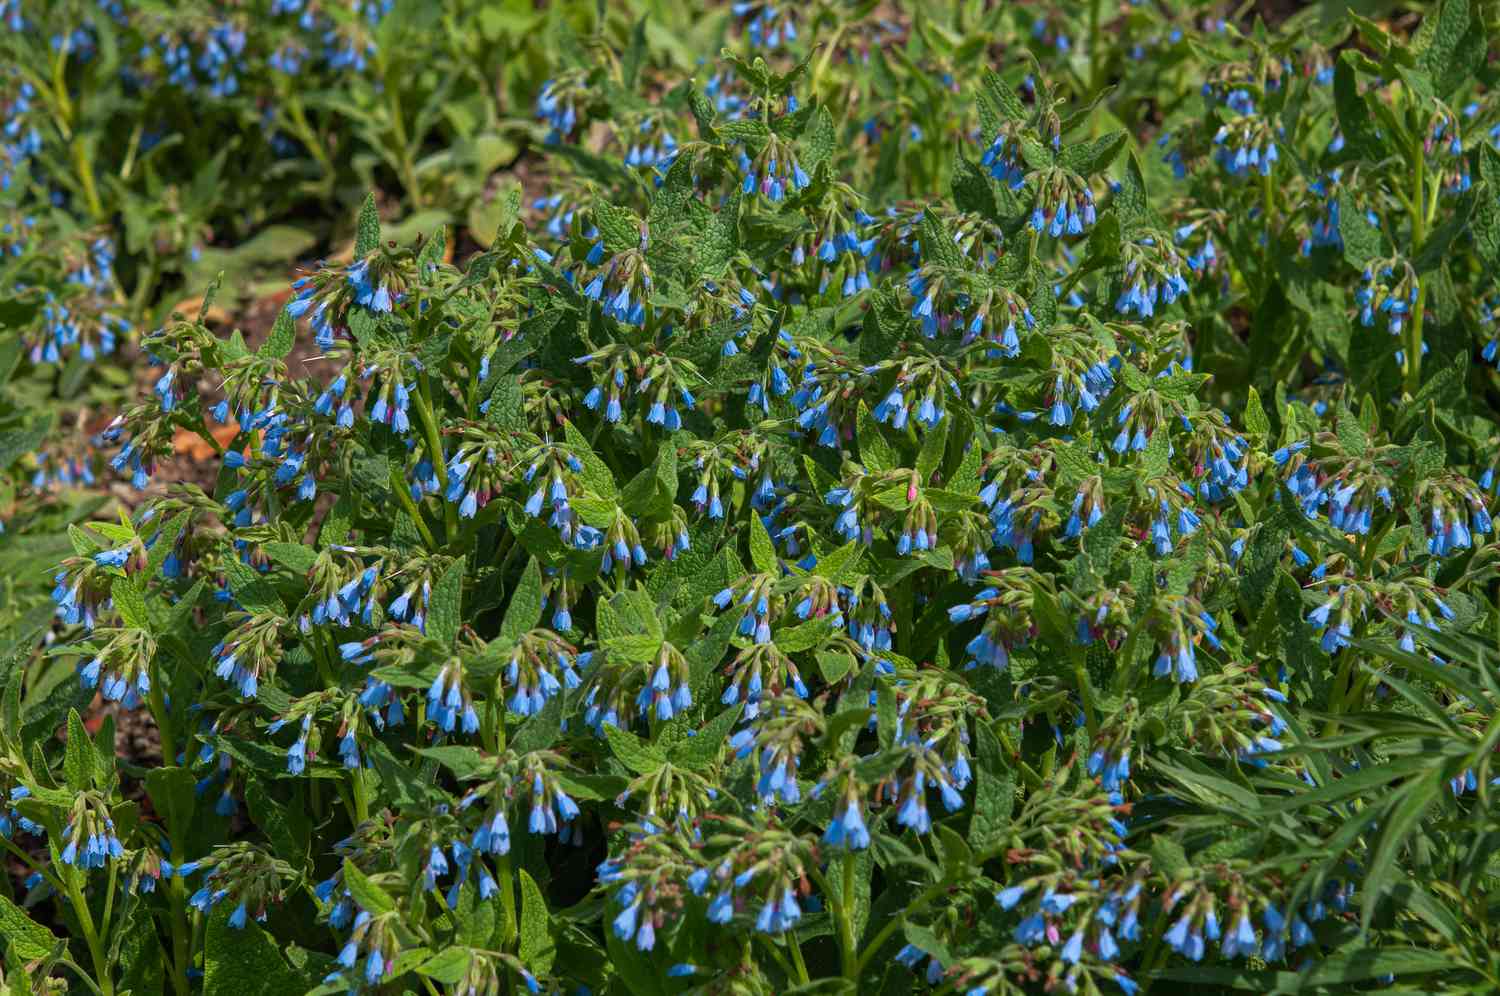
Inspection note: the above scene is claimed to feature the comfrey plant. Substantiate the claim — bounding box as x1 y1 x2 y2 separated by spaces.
8 2 1500 995
0 0 693 635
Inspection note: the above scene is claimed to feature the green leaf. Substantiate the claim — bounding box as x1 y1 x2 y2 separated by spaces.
0 414 53 473
952 153 999 222
112 577 149 632
605 927 668 996
858 401 897 473
813 541 861 585
1415 0 1485 97
1337 193 1382 268
698 188 741 278
518 869 555 974
603 723 665 775
354 192 381 258
1140 426 1171 478
1333 55 1383 162
262 541 317 574
776 616 836 653
982 71 1027 123
916 417 949 482
146 510 192 579
670 706 742 770
0 893 58 962
594 201 642 255
144 766 197 840
510 693 564 754
319 491 357 548
64 708 95 792
417 948 472 985
500 557 543 643
222 558 286 616
563 420 619 500
1244 386 1270 438
259 306 296 360
341 858 397 916
245 778 310 868
1060 131 1126 176
427 556 466 646
1113 151 1152 231
1150 836 1191 880
202 905 315 996
748 513 778 575
969 723 1013 852
918 210 966 272
414 745 494 780
802 106 836 172
620 15 648 88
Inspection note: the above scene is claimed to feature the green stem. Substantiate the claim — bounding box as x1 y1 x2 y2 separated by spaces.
101 861 118 939
1405 279 1427 397
349 767 370 826
497 854 517 949
809 26 846 98
148 663 176 767
167 874 191 996
72 138 105 222
754 934 795 979
1073 654 1098 736
995 725 1045 791
284 96 335 194
65 869 114 996
58 959 106 996
1406 138 1427 396
128 256 160 321
414 373 458 542
490 712 517 951
389 465 439 549
384 79 423 209
1087 0 1102 100
786 931 811 985
838 852 858 981
853 880 948 977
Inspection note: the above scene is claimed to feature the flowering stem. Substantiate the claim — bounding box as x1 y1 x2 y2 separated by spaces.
166 874 191 996
65 868 114 996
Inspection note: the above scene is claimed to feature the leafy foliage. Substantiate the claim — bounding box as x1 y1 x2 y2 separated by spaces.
6 3 1500 996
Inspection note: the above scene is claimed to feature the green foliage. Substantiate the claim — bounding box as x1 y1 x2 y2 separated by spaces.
6 3 1500 996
